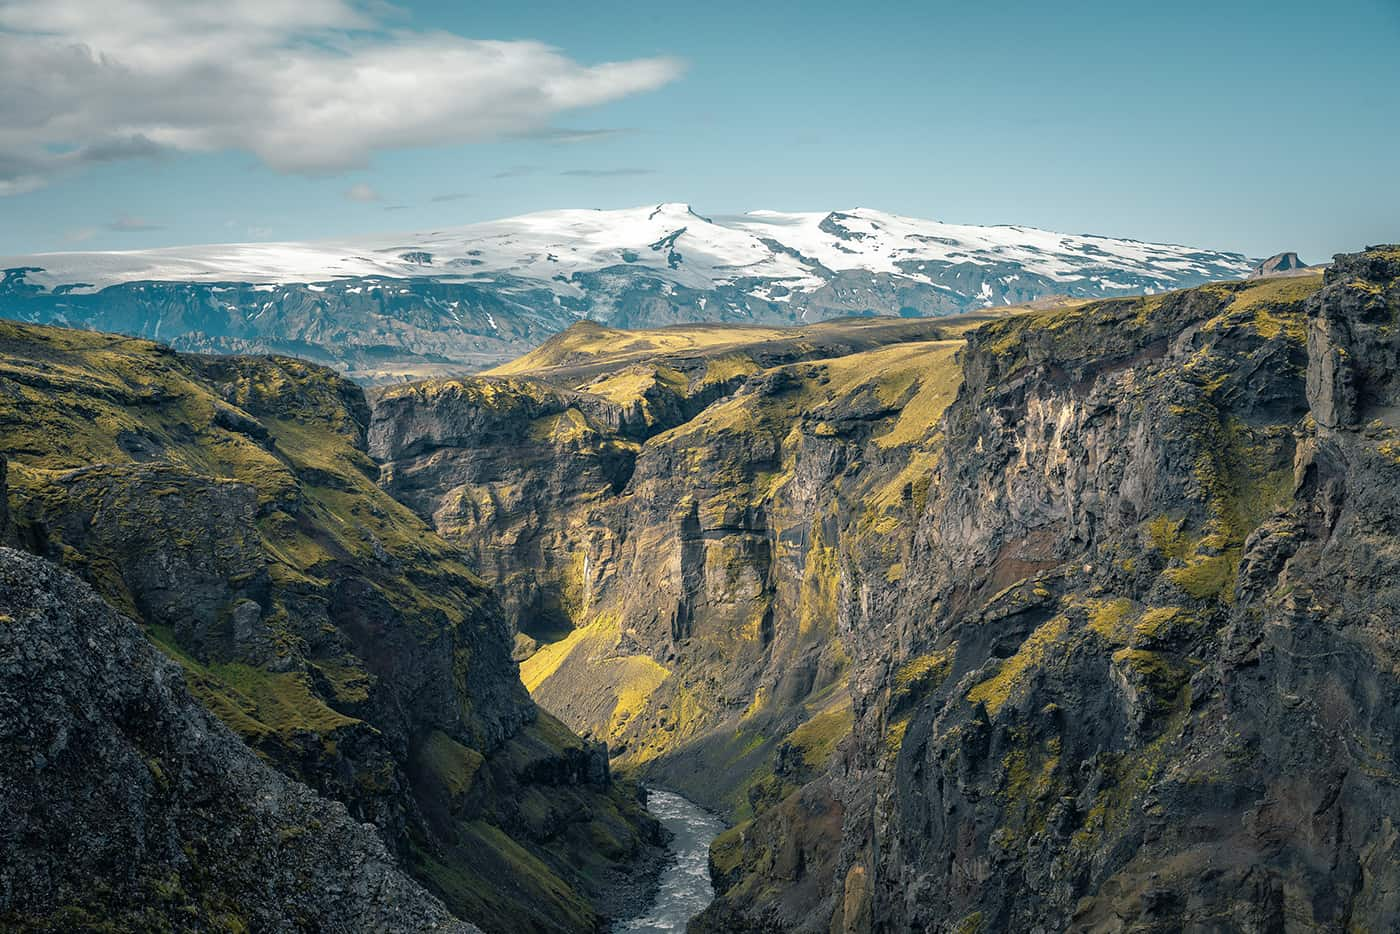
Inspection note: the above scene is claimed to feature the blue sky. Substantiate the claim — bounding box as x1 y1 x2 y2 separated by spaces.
1 0 1396 261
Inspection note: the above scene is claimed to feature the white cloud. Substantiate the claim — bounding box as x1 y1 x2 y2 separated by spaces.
344 182 381 202
0 0 683 193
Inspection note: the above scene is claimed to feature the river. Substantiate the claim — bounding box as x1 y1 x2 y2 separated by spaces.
613 789 727 932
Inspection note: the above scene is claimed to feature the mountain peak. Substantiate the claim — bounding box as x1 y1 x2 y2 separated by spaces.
1250 251 1315 279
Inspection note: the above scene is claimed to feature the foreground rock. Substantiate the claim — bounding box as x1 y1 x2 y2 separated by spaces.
0 547 478 933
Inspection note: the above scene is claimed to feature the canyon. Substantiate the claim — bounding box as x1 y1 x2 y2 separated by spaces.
2 245 1398 931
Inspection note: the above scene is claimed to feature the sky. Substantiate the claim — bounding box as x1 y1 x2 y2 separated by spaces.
0 0 1396 261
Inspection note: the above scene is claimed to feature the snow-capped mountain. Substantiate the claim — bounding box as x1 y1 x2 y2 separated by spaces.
1 203 1256 382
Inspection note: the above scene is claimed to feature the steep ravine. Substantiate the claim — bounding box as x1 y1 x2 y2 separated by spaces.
7 247 1394 931
370 247 1400 932
369 316 988 822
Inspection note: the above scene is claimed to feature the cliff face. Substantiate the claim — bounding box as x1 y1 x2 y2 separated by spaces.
0 322 660 934
702 250 1400 932
369 316 989 819
0 547 478 933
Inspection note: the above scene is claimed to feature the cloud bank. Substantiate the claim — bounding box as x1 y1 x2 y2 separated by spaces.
0 0 683 194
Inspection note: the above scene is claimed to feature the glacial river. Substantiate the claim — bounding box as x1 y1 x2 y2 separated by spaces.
614 789 727 932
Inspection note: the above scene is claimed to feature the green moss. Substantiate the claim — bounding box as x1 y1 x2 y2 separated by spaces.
418 729 485 798
410 821 595 934
528 408 597 444
701 353 761 388
1086 597 1135 644
312 661 372 705
1165 551 1238 601
953 911 986 934
967 616 1070 715
708 820 753 879
1211 272 1322 344
784 702 853 770
203 662 360 739
884 714 912 755
1135 606 1185 641
1145 516 1189 560
893 645 956 700
1112 648 1188 691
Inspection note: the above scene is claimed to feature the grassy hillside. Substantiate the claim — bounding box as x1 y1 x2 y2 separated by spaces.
0 320 660 934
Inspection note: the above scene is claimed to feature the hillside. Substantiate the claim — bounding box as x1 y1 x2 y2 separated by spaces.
0 325 663 933
0 204 1253 381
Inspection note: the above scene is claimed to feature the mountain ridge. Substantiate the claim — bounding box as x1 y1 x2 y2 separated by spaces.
1 204 1258 382
2 203 1254 292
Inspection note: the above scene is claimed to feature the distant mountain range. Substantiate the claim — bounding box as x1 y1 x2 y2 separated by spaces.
0 203 1257 382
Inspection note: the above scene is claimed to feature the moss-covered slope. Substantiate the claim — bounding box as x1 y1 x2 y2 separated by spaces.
0 323 661 933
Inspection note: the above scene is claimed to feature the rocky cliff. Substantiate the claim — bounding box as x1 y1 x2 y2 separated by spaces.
369 246 1400 932
0 547 478 933
0 322 661 933
701 248 1400 932
369 315 996 823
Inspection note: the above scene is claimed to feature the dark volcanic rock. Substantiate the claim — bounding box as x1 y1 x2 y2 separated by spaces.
693 247 1400 932
0 547 477 933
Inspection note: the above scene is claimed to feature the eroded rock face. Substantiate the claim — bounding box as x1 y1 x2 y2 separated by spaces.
0 547 479 934
369 318 977 823
697 250 1400 932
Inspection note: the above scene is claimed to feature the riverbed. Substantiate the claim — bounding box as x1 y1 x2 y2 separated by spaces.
613 789 727 932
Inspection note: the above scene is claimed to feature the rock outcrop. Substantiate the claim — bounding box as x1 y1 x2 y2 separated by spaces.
0 546 478 933
1250 251 1315 279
